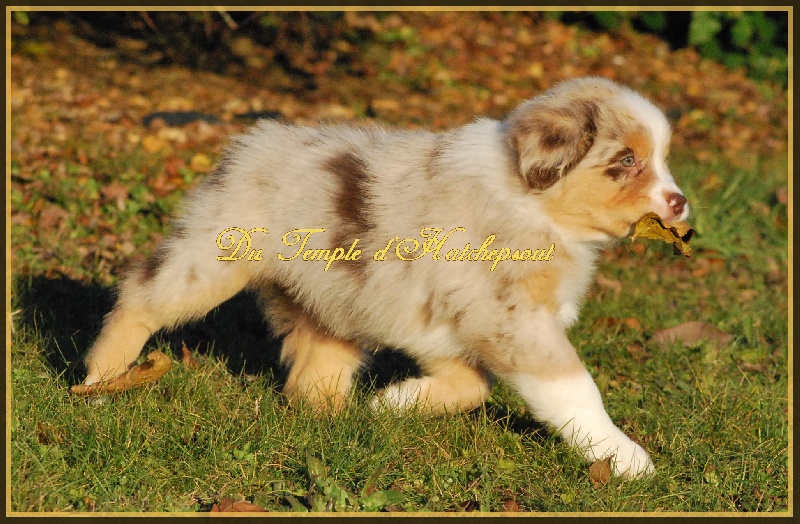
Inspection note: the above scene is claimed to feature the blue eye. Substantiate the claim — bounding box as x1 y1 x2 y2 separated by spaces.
620 155 635 168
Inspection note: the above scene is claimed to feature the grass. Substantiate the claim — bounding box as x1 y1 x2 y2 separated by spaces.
9 139 790 513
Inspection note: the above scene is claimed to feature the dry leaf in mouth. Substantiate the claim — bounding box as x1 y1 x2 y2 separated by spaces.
629 212 695 256
69 350 172 395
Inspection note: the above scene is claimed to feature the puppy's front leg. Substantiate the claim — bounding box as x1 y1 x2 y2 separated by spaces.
474 307 654 478
508 367 654 478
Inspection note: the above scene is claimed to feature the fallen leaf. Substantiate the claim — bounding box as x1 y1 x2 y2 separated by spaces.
776 186 788 205
458 500 480 512
181 341 199 369
371 98 401 112
629 212 695 256
594 317 641 331
595 274 623 294
766 270 785 286
38 204 70 229
738 289 760 302
157 127 188 144
190 153 213 172
213 498 234 512
69 350 172 395
501 500 519 512
691 257 726 277
230 501 269 512
101 182 129 210
149 172 181 197
589 456 613 488
738 362 768 374
141 134 168 153
626 344 651 362
651 321 733 347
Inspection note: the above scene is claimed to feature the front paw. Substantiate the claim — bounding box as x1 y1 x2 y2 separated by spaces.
608 440 654 478
579 428 655 478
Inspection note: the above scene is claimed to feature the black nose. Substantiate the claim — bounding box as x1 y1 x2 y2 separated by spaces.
667 193 686 217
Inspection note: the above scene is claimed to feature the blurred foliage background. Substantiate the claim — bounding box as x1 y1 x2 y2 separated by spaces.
11 10 789 88
549 11 788 87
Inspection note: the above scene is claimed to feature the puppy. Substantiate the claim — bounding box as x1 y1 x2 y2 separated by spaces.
83 77 688 478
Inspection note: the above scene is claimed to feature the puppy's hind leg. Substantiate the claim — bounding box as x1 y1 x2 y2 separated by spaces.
372 358 492 414
83 237 251 385
279 314 366 413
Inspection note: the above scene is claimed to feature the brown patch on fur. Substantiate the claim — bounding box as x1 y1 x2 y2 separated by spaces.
426 137 446 179
525 165 561 191
507 99 599 192
613 169 657 209
324 151 374 278
172 223 188 239
331 230 368 279
324 151 374 233
625 126 653 158
522 261 564 316
421 293 435 326
495 276 512 303
539 128 570 151
140 245 168 283
281 314 364 413
261 283 322 337
603 147 635 180
187 267 198 283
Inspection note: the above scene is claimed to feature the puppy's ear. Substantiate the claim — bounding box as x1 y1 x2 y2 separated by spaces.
504 98 599 192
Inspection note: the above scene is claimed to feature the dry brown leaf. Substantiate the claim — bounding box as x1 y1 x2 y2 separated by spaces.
589 456 613 488
738 289 760 302
738 362 769 374
630 212 695 256
595 274 623 294
651 321 732 347
101 182 129 210
69 350 172 395
776 187 788 205
211 498 268 512
626 344 651 362
230 501 269 512
458 500 480 512
181 341 199 369
38 204 70 229
594 317 641 331
501 500 519 512
691 257 726 277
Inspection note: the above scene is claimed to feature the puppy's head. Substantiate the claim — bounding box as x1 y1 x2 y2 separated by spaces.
505 77 688 241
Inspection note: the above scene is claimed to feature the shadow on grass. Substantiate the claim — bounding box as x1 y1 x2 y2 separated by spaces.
13 274 551 441
13 275 284 385
13 275 423 391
